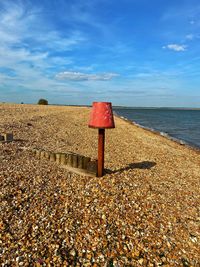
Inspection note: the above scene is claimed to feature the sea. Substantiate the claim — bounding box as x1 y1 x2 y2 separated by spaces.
113 107 200 150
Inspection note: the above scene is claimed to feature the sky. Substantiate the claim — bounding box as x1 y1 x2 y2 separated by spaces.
0 0 200 107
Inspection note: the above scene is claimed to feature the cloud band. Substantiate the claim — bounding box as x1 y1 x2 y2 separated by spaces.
55 71 119 81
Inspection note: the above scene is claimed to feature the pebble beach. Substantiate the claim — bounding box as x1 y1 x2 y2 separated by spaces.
0 103 200 266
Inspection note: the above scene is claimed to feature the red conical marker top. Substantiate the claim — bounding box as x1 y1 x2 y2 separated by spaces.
88 102 115 129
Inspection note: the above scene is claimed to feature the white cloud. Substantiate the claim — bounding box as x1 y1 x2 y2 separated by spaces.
163 44 187 52
34 31 86 51
55 71 119 81
186 34 194 40
0 1 86 50
0 0 86 94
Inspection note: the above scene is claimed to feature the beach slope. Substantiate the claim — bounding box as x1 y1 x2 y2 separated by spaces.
0 104 199 266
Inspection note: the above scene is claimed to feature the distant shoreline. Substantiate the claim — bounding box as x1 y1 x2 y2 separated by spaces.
1 102 200 110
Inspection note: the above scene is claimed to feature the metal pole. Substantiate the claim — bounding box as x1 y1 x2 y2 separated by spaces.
98 128 105 177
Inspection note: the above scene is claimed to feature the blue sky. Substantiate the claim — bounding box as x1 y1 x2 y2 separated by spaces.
0 0 200 107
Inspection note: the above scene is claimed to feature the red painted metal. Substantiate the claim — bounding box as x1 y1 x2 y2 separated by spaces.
88 102 115 177
88 102 115 129
97 128 105 177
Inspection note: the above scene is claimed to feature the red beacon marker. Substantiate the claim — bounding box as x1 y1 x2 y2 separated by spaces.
88 102 115 177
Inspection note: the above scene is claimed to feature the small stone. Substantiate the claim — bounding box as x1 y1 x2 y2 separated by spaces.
131 249 140 258
138 258 144 265
86 253 92 260
102 214 106 220
69 249 76 257
190 235 198 243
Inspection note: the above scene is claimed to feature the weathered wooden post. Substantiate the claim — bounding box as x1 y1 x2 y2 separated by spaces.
88 102 115 177
40 151 46 159
60 154 67 165
50 153 56 162
3 133 13 142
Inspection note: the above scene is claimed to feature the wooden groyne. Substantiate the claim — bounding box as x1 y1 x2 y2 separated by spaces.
33 149 97 177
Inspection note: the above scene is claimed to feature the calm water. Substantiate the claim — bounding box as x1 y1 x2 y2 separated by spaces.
113 108 200 149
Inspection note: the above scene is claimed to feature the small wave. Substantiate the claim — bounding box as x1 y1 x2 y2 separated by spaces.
160 132 169 138
134 122 156 132
168 136 187 145
123 117 128 121
159 131 188 146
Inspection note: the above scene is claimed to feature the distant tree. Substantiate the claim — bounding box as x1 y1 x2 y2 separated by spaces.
38 98 48 105
21 102 24 104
